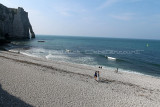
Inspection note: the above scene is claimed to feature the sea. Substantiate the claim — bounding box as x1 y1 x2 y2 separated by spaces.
8 35 160 77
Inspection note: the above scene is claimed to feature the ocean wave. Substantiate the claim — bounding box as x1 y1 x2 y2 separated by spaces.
101 66 152 77
45 54 69 60
8 49 19 53
142 61 160 68
70 56 98 65
48 50 64 55
116 58 133 64
19 48 158 78
90 54 132 64
30 48 46 53
105 56 116 61
21 52 39 58
151 63 160 67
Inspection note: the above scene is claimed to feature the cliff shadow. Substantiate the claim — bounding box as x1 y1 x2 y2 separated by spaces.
0 84 33 107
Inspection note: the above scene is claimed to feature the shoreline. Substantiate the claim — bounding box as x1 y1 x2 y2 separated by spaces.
0 50 160 106
7 47 160 79
2 49 160 88
2 41 160 78
3 49 160 85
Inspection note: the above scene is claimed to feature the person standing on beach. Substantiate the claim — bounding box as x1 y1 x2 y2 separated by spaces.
99 66 102 69
115 68 118 73
97 71 100 81
94 71 97 81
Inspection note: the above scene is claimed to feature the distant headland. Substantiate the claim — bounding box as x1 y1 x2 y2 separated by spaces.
0 3 35 44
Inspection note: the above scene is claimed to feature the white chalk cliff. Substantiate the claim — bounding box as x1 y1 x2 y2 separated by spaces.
0 3 35 41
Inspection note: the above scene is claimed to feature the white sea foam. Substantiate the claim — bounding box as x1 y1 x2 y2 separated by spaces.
119 68 147 76
14 47 151 77
46 54 69 60
8 49 18 53
21 52 39 58
71 56 98 65
101 65 154 77
30 48 46 53
107 56 116 61
19 48 155 78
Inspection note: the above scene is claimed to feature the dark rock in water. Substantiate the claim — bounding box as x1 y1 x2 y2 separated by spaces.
38 40 45 42
0 40 10 45
0 3 35 41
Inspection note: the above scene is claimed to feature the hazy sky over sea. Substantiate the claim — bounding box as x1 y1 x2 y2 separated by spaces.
1 0 160 39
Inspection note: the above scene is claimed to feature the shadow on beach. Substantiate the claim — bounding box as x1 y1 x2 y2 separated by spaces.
0 84 33 107
99 78 116 84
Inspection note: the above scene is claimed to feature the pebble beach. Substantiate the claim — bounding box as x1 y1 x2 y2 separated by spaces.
0 50 160 107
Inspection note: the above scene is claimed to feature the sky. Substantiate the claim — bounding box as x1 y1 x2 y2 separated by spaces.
0 0 160 39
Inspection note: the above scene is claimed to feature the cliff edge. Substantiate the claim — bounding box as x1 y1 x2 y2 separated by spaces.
0 3 35 41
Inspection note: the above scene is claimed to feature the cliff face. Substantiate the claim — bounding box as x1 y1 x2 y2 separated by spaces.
0 3 35 40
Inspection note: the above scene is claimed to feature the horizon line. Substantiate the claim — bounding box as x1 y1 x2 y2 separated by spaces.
35 34 160 41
